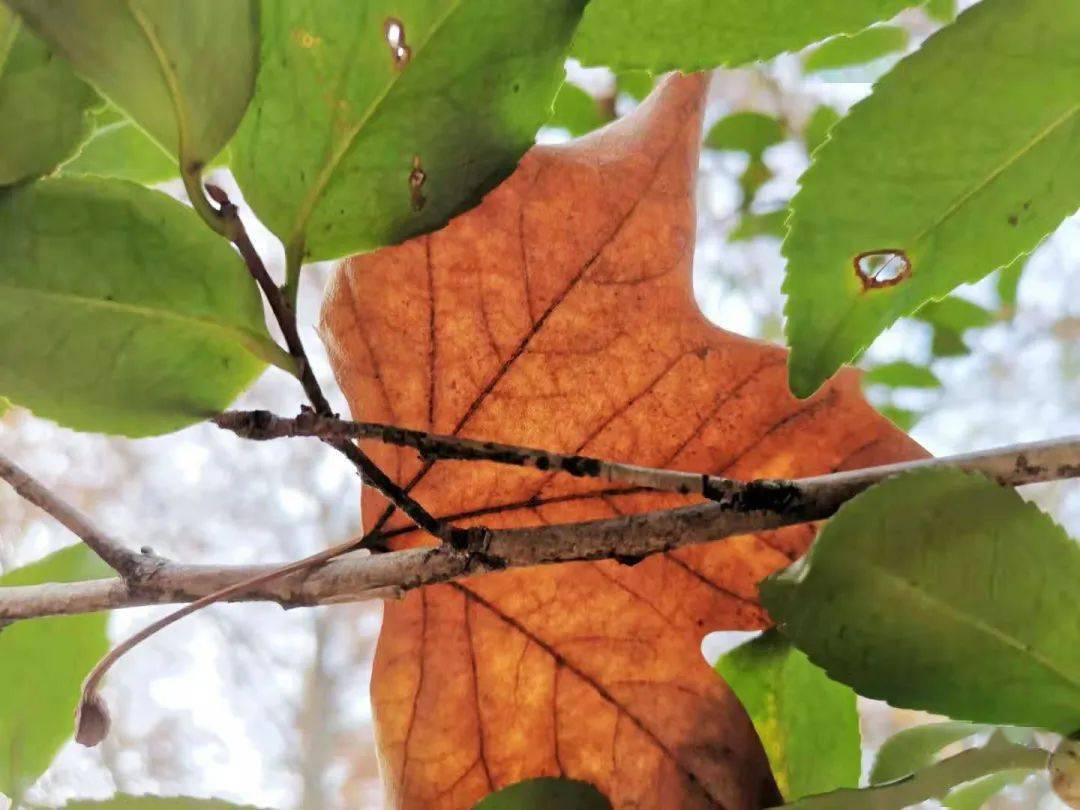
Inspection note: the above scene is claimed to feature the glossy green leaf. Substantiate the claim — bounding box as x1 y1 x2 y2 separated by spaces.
915 297 996 333
0 176 287 437
783 0 1080 397
804 105 840 155
926 0 957 23
0 10 98 185
61 104 176 184
871 722 987 784
804 25 908 73
61 796 265 809
761 468 1080 732
0 545 110 798
862 360 940 389
943 768 1035 810
573 0 921 71
878 405 919 431
730 209 787 242
716 630 860 800
9 0 258 166
233 0 586 264
473 778 610 810
783 734 1048 810
549 82 610 136
705 112 784 159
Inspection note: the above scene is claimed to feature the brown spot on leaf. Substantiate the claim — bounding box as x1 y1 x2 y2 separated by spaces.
854 249 911 290
410 154 427 212
292 28 321 49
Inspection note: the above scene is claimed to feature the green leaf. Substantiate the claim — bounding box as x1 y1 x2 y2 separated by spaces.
871 722 987 784
862 360 940 389
0 395 9 417
473 778 611 810
878 405 919 431
943 768 1035 810
738 159 772 209
782 734 1048 810
0 176 287 437
761 468 1080 732
0 2 14 65
61 104 177 184
926 0 957 23
0 545 110 798
705 112 784 159
0 10 98 185
60 796 266 809
573 0 921 72
803 25 909 73
9 0 258 167
996 263 1024 313
549 82 610 137
804 105 840 155
716 630 861 800
783 0 1080 397
730 209 787 243
929 326 971 358
915 297 996 333
233 0 586 264
615 70 654 102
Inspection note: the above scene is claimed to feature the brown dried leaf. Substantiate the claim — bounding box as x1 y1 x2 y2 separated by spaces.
321 74 926 809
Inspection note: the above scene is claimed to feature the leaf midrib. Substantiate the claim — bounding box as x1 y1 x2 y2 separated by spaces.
123 0 188 159
851 555 1080 698
0 282 289 369
286 0 465 255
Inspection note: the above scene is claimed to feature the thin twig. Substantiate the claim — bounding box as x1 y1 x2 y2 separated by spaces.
0 452 157 581
4 437 1076 623
66 182 460 743
73 525 392 744
215 410 1080 507
201 184 450 543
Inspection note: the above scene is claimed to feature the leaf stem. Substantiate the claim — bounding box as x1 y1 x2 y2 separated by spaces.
282 238 304 309
781 735 1047 809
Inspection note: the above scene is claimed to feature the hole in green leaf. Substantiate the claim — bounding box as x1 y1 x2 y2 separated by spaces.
854 249 910 290
410 154 427 211
384 18 411 67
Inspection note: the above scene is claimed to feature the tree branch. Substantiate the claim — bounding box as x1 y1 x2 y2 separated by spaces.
0 452 159 581
215 410 1080 507
3 437 1075 622
198 184 454 545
